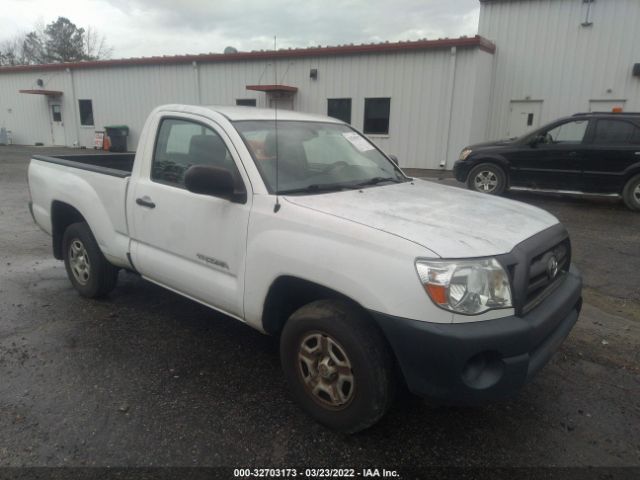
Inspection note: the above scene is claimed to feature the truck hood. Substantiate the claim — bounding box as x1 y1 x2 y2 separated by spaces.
284 179 559 258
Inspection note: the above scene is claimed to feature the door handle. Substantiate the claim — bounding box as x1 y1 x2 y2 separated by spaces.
635 152 640 156
136 196 156 209
568 151 578 157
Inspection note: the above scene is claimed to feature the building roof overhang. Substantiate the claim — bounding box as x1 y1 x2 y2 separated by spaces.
19 89 63 96
246 84 298 94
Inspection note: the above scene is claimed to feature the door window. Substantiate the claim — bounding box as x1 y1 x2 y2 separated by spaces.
51 105 62 122
543 120 588 144
593 120 640 145
151 118 239 188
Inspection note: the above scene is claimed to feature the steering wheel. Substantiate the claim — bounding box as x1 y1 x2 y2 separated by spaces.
323 161 349 174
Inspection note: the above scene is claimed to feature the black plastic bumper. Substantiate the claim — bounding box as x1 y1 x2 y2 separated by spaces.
371 266 582 404
452 160 472 183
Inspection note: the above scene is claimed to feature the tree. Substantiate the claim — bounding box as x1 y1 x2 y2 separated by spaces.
84 26 113 61
0 17 112 66
44 17 87 63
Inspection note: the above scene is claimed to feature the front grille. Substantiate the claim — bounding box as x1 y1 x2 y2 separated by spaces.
522 238 571 314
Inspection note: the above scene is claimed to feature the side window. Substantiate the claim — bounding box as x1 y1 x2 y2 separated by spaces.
544 120 588 144
152 118 238 188
593 120 638 145
327 98 352 124
363 98 391 134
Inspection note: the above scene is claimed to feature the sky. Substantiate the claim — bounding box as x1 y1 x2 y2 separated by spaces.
0 0 481 59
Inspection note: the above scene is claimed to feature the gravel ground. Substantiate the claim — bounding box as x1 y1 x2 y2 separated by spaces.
0 146 639 469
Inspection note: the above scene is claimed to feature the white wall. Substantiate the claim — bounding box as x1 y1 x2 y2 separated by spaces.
0 46 492 170
479 0 640 139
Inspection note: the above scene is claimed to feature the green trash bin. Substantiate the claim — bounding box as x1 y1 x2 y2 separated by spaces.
105 125 129 152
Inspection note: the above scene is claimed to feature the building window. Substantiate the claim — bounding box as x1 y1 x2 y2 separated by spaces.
363 98 390 134
327 98 351 124
78 100 94 126
236 99 257 107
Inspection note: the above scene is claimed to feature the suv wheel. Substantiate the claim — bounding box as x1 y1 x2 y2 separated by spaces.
467 163 507 195
622 174 640 211
280 299 395 433
62 222 119 298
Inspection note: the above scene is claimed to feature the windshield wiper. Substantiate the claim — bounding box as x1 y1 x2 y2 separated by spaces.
278 183 353 195
352 176 402 188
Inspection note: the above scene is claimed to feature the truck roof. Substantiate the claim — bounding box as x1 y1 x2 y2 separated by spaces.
158 104 344 123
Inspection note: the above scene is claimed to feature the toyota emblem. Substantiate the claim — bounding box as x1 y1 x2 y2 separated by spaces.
547 256 559 279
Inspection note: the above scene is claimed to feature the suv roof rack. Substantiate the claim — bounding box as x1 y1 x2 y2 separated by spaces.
572 111 640 116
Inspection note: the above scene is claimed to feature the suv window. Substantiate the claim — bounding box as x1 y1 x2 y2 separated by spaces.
593 119 640 145
152 118 239 188
542 120 588 144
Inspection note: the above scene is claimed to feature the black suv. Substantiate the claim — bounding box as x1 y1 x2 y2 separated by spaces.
453 112 640 211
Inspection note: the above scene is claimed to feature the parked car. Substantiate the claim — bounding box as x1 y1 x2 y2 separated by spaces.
453 112 640 211
28 105 582 433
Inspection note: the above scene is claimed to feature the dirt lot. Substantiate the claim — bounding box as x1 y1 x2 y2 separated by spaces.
0 146 639 469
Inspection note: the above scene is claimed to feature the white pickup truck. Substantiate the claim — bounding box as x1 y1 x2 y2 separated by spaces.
28 105 582 432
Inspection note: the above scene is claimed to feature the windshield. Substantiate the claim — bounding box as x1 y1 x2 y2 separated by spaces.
234 120 407 194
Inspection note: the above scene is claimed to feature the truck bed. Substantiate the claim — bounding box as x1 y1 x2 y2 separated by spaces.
32 153 135 178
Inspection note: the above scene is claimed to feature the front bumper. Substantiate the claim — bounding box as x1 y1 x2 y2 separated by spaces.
371 265 582 404
452 160 472 183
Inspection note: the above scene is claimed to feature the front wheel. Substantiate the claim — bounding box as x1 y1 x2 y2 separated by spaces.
62 222 119 298
622 174 640 211
467 163 507 195
280 300 395 433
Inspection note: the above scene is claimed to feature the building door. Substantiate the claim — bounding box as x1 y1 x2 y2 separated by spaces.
507 101 542 138
589 99 626 113
269 94 294 110
48 101 65 145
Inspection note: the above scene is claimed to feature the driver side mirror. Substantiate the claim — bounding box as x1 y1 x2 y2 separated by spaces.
388 154 399 166
184 165 246 203
529 134 545 147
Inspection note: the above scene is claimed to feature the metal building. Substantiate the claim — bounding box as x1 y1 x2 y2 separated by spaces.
479 0 640 139
0 0 639 170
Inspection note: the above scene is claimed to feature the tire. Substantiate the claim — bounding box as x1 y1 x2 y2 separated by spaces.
467 162 507 195
280 299 395 433
622 174 640 211
62 222 119 298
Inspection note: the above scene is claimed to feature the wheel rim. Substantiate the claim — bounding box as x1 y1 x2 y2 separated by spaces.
474 170 499 192
69 239 91 285
633 183 640 204
297 332 355 410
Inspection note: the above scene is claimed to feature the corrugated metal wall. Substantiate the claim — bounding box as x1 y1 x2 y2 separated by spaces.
479 0 640 139
0 47 490 170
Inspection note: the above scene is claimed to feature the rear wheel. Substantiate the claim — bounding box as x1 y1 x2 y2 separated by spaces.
280 300 395 433
62 222 119 298
467 163 507 195
622 174 640 211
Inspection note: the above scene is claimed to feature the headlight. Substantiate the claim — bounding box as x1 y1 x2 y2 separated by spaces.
459 148 472 160
415 258 512 315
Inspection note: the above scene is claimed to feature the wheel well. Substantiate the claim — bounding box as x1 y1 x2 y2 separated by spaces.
262 276 358 335
51 201 86 259
468 160 509 186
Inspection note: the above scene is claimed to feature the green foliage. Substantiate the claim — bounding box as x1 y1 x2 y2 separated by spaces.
0 17 112 66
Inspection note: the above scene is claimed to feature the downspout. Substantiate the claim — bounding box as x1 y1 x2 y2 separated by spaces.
67 67 80 147
193 61 201 104
440 46 457 169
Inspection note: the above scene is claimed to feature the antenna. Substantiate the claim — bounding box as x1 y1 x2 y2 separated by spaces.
273 35 281 213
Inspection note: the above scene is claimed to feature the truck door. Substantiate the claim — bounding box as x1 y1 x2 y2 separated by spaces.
128 115 251 319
